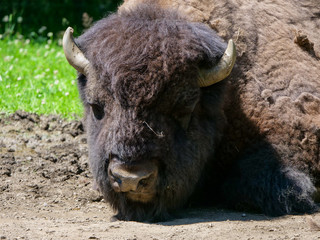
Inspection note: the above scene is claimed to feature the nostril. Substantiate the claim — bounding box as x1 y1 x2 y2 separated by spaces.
109 169 122 192
114 177 122 184
138 178 149 188
110 170 122 184
113 176 122 185
138 174 154 188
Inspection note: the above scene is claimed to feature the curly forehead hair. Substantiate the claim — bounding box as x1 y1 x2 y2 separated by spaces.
76 3 226 109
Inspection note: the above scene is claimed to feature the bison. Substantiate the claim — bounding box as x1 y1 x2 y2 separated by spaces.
63 0 320 221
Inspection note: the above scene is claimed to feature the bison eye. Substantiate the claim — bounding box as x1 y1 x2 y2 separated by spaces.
90 103 105 120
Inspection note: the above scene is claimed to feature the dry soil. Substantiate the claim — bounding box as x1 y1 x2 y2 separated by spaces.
1 111 320 240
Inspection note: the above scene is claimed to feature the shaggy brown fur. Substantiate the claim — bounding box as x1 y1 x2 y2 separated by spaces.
122 0 320 193
73 0 320 221
76 4 229 221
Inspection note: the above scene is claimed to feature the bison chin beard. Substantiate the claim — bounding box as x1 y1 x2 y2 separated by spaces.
103 152 207 222
105 188 173 222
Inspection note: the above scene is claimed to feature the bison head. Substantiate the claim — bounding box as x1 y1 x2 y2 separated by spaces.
63 4 235 221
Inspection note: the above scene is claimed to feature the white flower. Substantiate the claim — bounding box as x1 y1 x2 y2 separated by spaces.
17 76 22 81
17 17 23 23
2 15 9 23
4 56 13 62
38 26 47 34
65 92 70 96
55 52 63 58
47 32 53 37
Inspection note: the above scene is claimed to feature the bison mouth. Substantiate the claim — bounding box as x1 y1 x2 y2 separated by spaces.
126 190 156 203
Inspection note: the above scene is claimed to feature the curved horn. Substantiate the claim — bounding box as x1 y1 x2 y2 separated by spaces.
198 39 236 87
63 27 90 76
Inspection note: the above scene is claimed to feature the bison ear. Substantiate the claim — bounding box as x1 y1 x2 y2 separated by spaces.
63 27 91 76
198 39 236 87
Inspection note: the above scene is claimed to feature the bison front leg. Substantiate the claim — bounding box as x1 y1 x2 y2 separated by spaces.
222 142 318 216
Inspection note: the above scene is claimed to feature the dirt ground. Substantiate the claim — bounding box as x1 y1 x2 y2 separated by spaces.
1 111 320 240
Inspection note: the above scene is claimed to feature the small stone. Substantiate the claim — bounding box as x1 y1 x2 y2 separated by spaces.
88 236 99 239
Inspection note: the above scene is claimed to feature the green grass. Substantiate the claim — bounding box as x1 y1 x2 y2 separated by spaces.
0 38 83 119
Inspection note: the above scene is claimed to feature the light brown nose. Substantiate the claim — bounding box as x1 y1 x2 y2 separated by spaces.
108 160 158 193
